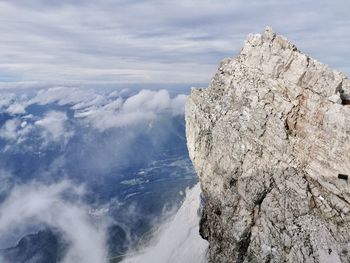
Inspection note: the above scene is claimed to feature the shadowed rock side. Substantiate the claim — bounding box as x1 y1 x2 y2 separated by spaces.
185 27 350 263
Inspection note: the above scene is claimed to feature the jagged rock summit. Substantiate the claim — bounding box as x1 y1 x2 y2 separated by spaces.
186 27 350 263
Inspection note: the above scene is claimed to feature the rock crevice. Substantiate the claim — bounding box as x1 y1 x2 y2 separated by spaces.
186 27 350 262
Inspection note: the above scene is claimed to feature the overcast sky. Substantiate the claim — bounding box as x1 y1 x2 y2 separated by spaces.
0 0 349 87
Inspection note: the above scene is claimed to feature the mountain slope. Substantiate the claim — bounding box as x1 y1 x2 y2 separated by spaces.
186 27 350 263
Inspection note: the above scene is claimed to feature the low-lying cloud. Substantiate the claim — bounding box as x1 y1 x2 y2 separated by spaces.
0 181 109 263
75 89 186 130
0 87 187 148
35 111 74 145
0 118 32 149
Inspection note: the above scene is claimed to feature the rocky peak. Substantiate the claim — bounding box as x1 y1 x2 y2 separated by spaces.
186 27 350 262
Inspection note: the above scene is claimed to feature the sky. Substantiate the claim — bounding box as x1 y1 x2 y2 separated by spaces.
0 0 350 87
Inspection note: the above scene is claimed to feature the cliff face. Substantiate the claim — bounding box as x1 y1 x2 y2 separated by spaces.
186 27 350 263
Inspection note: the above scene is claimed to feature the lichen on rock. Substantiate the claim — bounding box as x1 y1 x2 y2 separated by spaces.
186 27 350 263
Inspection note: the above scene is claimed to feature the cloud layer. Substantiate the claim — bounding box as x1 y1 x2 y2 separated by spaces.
0 0 349 85
0 87 186 149
35 111 74 145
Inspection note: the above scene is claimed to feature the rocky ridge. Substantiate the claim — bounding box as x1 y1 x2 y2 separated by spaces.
186 27 350 262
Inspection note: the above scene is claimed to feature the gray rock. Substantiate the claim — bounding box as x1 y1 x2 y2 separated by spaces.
186 27 350 263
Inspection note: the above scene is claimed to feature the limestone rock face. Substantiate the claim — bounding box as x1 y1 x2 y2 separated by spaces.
186 27 350 263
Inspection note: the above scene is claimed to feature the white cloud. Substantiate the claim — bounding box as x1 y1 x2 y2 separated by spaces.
170 94 187 115
0 93 16 110
29 86 105 107
73 89 186 131
75 108 157 131
122 183 208 263
0 93 28 115
123 90 171 112
0 119 19 141
35 111 74 145
0 118 33 148
0 181 109 263
0 169 13 196
0 110 74 150
6 102 26 115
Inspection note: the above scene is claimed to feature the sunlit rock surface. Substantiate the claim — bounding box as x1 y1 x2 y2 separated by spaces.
186 27 350 263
